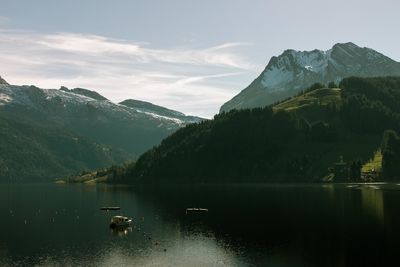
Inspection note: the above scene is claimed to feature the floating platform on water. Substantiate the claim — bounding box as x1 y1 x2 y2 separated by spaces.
100 207 121 211
186 208 208 214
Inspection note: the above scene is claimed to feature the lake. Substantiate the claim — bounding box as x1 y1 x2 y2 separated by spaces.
0 183 400 266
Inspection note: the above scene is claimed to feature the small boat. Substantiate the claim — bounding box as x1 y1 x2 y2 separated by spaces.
185 208 209 214
110 215 132 228
100 207 121 211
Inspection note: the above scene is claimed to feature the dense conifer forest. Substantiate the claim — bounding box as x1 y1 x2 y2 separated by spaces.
65 76 400 184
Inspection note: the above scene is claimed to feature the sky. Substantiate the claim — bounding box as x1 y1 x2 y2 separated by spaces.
0 0 399 118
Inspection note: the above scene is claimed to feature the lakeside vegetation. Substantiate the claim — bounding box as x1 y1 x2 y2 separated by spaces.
362 150 382 173
60 76 400 184
56 160 136 184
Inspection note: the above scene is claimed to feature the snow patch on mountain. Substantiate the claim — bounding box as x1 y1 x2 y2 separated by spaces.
261 66 293 89
0 92 12 105
294 51 329 73
0 83 204 126
262 42 399 91
43 88 98 104
220 42 400 113
0 76 8 85
0 85 32 106
132 108 185 125
260 49 333 90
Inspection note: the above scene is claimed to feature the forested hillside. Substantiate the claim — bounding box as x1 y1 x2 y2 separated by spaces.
0 83 202 181
66 76 400 184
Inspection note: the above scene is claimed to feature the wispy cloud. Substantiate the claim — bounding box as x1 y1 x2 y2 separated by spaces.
171 72 247 87
0 29 257 117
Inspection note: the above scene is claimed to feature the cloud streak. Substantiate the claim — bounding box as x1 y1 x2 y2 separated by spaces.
0 29 257 117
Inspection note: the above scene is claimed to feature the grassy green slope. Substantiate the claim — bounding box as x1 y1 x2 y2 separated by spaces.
274 88 341 112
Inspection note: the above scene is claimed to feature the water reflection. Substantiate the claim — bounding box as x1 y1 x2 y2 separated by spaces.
110 226 133 236
24 231 247 267
1 183 400 266
360 185 385 225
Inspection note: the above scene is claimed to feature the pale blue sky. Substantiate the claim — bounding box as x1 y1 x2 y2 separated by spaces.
0 0 399 117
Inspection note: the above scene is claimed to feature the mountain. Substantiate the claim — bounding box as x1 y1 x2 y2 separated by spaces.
89 76 400 184
0 81 203 181
0 76 8 85
59 86 108 101
221 42 400 112
119 99 203 124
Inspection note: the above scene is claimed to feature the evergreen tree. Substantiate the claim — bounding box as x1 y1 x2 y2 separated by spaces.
382 130 400 180
328 81 337 88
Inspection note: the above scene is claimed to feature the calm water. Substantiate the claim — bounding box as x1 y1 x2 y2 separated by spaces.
1 183 400 266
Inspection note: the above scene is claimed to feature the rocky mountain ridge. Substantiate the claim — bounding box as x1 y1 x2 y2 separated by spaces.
220 42 400 112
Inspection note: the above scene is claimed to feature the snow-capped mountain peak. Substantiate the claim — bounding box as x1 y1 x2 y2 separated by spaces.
220 42 400 112
0 80 203 125
60 86 109 101
0 78 205 166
